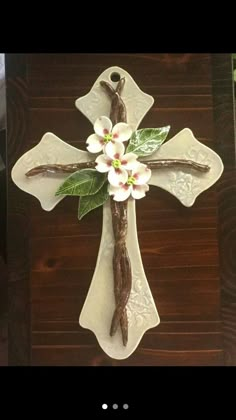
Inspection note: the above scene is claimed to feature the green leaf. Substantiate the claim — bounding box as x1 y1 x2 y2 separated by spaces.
126 126 170 157
78 181 109 219
55 169 107 196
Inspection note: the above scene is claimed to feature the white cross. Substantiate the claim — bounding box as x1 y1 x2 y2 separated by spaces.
11 66 223 360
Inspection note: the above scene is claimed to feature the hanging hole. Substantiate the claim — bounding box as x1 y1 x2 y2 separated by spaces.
110 72 121 82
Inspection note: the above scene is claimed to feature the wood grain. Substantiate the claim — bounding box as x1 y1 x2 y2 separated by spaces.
6 54 31 365
212 54 236 365
31 345 224 366
0 256 7 366
0 128 7 366
6 53 235 365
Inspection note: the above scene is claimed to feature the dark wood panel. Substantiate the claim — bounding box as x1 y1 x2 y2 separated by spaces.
29 85 213 98
30 228 219 271
30 211 218 243
6 54 31 365
212 54 236 365
27 53 211 82
32 331 222 351
0 129 6 262
32 320 222 333
29 94 213 110
31 279 219 321
30 265 219 291
31 346 224 366
7 53 235 365
31 206 218 237
27 108 214 145
28 52 211 69
29 185 218 230
0 257 7 366
27 53 222 365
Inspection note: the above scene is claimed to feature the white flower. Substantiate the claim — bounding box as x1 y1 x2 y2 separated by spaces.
95 141 138 187
108 163 152 201
86 116 132 154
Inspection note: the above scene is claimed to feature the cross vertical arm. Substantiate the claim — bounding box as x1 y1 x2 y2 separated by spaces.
101 78 132 345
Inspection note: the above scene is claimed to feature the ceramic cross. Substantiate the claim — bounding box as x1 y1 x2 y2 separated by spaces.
11 66 224 360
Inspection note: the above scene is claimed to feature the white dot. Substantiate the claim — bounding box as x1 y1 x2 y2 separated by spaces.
113 404 118 409
102 404 108 410
123 403 129 409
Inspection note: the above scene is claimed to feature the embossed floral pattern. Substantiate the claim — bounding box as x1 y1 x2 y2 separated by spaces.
126 279 154 328
168 171 201 207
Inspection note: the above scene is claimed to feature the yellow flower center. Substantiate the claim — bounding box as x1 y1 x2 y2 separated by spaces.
127 176 136 185
112 159 121 169
103 133 113 143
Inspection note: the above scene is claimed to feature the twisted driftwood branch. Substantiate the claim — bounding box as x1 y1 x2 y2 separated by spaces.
103 78 131 345
143 159 210 172
25 159 210 177
110 199 131 345
100 79 127 124
25 161 95 177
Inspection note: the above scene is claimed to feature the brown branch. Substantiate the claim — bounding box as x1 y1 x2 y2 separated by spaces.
25 158 210 177
25 161 96 177
110 199 130 345
110 244 132 338
145 159 210 172
116 77 126 96
99 81 115 98
102 78 131 345
100 80 127 124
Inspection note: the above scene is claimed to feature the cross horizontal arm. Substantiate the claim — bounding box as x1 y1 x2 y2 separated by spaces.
25 158 210 177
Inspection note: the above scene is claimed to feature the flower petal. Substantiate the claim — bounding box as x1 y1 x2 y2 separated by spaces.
108 166 128 187
94 116 112 137
131 184 149 199
86 134 103 153
109 184 131 202
132 163 152 185
105 141 125 160
112 123 132 142
95 154 112 173
121 152 138 170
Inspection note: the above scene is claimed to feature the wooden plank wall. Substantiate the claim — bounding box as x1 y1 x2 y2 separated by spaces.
6 54 30 365
212 55 236 365
24 54 222 365
7 54 235 365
